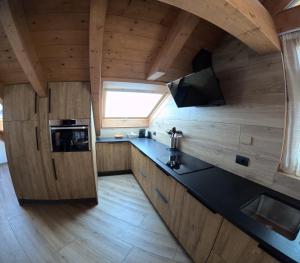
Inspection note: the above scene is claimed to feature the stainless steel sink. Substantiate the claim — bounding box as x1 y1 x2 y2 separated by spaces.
241 194 300 240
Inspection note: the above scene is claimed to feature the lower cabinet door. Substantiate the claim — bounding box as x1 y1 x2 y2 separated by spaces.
96 142 130 172
131 146 152 196
207 219 279 263
4 121 49 200
131 146 141 180
52 152 97 199
178 191 223 263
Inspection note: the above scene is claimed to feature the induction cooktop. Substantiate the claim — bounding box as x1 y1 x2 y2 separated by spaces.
157 151 213 175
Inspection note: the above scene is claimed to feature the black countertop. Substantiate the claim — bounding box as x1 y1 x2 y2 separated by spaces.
96 137 300 263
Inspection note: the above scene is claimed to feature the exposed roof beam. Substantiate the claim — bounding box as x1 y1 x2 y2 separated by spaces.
260 0 294 16
89 0 107 135
156 0 281 54
274 5 300 34
0 0 47 97
147 10 199 81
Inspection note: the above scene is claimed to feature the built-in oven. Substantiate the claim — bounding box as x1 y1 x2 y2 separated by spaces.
49 119 91 152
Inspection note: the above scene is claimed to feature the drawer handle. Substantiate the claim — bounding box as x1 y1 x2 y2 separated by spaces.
35 127 39 151
155 188 168 204
48 88 51 113
34 92 37 114
52 158 58 180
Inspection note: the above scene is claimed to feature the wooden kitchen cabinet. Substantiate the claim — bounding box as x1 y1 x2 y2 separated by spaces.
207 219 279 263
178 191 223 263
3 84 37 121
51 152 97 200
131 146 153 196
96 142 131 172
131 146 186 237
4 121 49 200
150 163 186 237
48 82 91 120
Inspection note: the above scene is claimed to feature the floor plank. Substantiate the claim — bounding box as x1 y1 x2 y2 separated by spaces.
0 164 191 263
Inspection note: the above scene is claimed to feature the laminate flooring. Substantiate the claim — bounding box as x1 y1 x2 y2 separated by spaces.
0 164 192 263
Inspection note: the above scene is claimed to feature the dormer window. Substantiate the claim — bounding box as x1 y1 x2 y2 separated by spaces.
102 81 168 128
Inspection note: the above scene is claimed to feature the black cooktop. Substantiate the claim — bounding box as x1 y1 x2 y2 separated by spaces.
157 150 213 175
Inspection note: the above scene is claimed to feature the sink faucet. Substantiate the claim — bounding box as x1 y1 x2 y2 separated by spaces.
167 127 183 151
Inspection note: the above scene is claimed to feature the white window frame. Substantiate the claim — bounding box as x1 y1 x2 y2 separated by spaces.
101 80 168 128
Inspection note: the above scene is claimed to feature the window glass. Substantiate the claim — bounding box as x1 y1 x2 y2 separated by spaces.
104 90 163 118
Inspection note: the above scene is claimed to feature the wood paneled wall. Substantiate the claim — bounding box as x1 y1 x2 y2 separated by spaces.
150 37 296 198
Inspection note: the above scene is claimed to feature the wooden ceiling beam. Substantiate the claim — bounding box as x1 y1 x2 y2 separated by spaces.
260 0 294 16
156 0 281 54
89 0 107 135
147 10 199 81
274 5 300 34
0 0 47 97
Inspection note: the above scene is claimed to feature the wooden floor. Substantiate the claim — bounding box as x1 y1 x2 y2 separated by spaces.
0 164 192 263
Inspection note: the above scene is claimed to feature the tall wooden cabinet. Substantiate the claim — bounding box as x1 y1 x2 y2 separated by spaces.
3 120 49 199
3 82 97 202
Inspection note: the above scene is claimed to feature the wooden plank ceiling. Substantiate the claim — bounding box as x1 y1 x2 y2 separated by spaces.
0 0 284 86
0 0 226 85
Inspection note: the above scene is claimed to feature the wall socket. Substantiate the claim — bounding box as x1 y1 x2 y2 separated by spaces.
235 155 250 167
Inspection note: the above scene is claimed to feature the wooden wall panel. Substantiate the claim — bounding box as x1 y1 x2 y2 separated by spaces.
150 37 291 197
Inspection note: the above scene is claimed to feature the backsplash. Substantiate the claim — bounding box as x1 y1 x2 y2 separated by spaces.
150 38 300 199
100 128 145 138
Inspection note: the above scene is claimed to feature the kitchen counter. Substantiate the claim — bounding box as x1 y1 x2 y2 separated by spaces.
96 137 300 263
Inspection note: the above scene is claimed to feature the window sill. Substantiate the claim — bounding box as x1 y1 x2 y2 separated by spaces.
273 170 300 200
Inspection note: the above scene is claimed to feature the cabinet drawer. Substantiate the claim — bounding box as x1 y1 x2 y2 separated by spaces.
149 163 185 237
207 219 279 263
178 191 223 263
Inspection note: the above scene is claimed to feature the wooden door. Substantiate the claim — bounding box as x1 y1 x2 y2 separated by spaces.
3 84 37 121
150 163 185 236
38 97 59 199
207 219 279 263
4 121 49 200
96 142 130 172
49 82 91 120
52 152 97 199
178 191 223 263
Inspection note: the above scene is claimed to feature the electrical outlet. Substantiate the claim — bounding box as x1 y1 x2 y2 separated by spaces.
236 155 250 167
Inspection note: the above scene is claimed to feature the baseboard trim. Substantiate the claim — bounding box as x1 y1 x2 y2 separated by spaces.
98 170 132 177
18 198 98 206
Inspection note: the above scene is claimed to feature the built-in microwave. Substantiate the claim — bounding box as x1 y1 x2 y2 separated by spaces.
49 119 91 152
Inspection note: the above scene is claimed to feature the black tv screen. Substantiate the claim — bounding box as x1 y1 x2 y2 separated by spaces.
168 67 225 108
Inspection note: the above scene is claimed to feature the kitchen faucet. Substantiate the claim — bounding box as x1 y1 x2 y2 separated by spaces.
167 127 183 151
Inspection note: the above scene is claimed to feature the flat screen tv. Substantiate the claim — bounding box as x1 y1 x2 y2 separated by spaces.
168 67 225 108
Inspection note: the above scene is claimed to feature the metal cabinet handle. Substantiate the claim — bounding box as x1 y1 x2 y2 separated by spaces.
52 158 58 180
35 127 39 151
155 188 168 204
34 92 37 114
48 88 51 113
